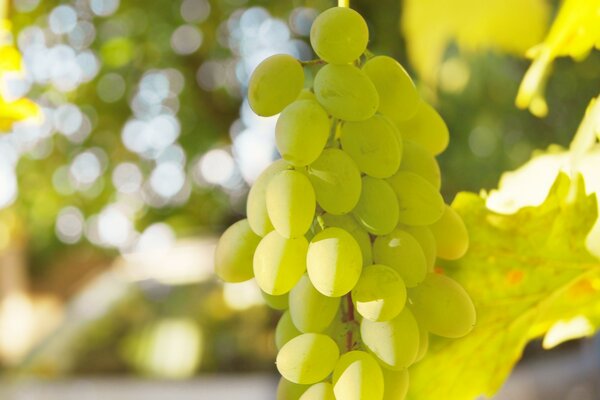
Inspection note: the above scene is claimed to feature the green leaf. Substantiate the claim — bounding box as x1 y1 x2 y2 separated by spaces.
408 172 599 400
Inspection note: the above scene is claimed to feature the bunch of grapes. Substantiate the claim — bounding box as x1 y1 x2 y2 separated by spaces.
215 6 476 400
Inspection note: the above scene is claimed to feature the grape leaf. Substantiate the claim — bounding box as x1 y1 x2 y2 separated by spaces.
408 172 600 400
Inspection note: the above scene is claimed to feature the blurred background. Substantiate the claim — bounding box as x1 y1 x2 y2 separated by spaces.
0 0 599 399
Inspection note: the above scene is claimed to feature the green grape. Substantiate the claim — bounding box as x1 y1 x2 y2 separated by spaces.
321 213 372 266
429 205 469 260
289 274 341 333
408 273 476 338
298 88 317 101
352 264 406 322
215 219 261 282
248 54 304 117
352 177 399 235
276 100 330 167
308 148 362 215
340 115 402 179
309 7 368 65
332 351 384 400
262 290 289 310
394 101 449 156
401 225 437 272
414 323 429 363
360 308 420 371
372 228 427 287
253 231 307 295
266 170 316 238
276 310 302 350
306 227 363 297
362 55 419 121
276 333 340 385
247 159 290 236
386 171 445 226
314 64 379 122
399 140 441 189
277 377 310 400
300 382 335 400
382 368 409 400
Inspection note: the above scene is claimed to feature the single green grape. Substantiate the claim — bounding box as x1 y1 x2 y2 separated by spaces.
372 228 427 287
320 213 373 266
394 101 449 156
429 204 469 260
362 55 419 121
386 171 445 226
266 169 316 238
340 115 402 179
352 176 399 235
253 230 307 295
382 368 409 400
401 225 437 272
300 382 335 400
276 310 302 350
276 100 330 167
248 54 304 117
332 351 384 400
360 308 420 370
277 377 310 400
247 159 290 236
214 219 261 282
276 333 340 385
310 7 368 64
352 264 406 322
289 274 341 333
314 64 379 122
306 227 362 297
408 273 476 338
399 140 441 190
308 148 362 215
262 290 289 310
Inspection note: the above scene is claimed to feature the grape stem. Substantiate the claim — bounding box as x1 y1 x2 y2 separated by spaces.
338 0 350 7
300 59 326 66
344 292 355 351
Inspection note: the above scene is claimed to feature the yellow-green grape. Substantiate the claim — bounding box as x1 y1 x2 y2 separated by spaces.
386 171 445 226
253 231 307 295
360 308 420 370
289 274 341 333
298 88 317 101
309 7 368 65
215 219 261 282
277 377 310 400
276 100 330 167
394 101 449 156
399 140 441 189
362 56 419 122
332 351 384 400
266 170 316 238
247 159 290 236
340 115 402 179
351 264 406 322
372 228 427 287
276 310 302 350
382 368 409 400
248 54 304 117
414 323 429 363
429 205 469 260
352 177 399 235
408 273 476 338
306 227 362 297
276 333 340 385
262 291 289 310
314 64 379 122
401 225 437 272
321 213 372 266
308 149 362 215
300 382 335 400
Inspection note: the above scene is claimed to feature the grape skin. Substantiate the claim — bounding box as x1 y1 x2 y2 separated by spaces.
214 219 261 283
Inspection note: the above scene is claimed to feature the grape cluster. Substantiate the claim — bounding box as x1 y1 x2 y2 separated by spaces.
215 6 476 400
